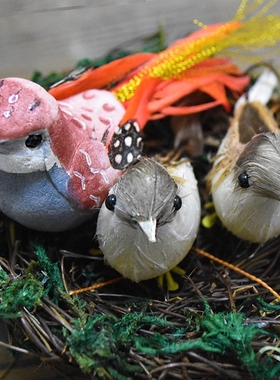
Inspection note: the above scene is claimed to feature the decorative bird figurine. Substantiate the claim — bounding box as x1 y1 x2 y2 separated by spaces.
96 158 200 283
0 77 142 231
208 68 280 243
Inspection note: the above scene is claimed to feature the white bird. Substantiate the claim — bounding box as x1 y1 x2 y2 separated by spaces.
208 68 280 243
96 158 200 282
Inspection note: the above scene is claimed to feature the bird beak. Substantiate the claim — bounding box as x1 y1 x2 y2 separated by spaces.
138 217 157 243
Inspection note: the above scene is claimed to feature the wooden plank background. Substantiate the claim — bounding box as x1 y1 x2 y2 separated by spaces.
1 0 243 78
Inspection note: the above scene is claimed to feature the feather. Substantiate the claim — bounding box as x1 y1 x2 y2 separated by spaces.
49 52 155 100
50 0 280 131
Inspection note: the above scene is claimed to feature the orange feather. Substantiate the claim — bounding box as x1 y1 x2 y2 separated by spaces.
49 52 155 100
49 0 280 131
151 100 222 118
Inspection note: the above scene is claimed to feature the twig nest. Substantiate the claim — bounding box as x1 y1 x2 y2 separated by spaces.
0 78 125 231
97 158 200 281
209 69 280 242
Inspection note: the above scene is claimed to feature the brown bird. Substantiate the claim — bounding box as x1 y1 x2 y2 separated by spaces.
208 68 280 243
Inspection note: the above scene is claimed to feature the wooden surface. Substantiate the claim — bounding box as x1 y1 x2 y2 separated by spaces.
1 0 243 78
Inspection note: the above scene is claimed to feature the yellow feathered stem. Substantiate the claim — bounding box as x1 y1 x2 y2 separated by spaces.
113 0 280 104
222 0 280 62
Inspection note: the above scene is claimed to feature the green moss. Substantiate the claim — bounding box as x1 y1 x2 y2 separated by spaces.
33 245 63 300
0 269 44 318
65 312 170 377
0 246 63 318
65 307 280 380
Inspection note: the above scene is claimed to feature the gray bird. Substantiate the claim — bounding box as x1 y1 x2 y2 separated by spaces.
209 68 280 242
96 158 200 282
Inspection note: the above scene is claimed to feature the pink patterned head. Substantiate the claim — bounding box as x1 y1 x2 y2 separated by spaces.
0 77 59 140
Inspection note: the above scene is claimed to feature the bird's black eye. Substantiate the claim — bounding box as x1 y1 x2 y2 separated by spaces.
105 194 116 211
25 134 42 148
238 172 250 188
173 195 182 211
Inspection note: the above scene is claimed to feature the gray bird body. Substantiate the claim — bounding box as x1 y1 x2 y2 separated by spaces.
212 132 280 242
97 158 200 282
210 69 280 242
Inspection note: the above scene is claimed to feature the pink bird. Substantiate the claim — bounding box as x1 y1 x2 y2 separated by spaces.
0 78 141 231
